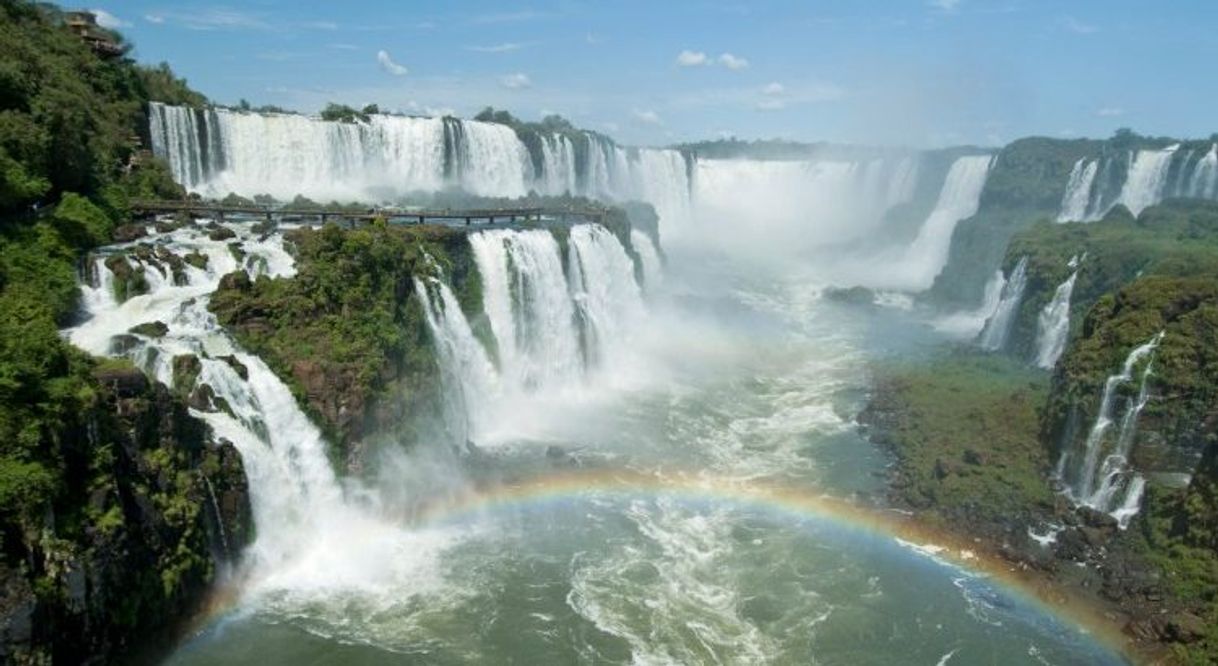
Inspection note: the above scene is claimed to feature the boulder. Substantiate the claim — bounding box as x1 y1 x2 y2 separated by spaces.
129 321 168 338
217 355 248 380
92 365 148 398
218 270 251 292
112 223 147 243
208 226 237 241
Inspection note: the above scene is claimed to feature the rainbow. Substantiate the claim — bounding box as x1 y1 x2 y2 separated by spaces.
198 468 1134 661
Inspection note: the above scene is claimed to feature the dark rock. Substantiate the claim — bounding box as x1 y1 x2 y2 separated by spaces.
187 383 217 412
1053 528 1089 562
218 270 251 292
963 448 988 466
108 334 142 355
823 285 876 306
1077 506 1119 531
112 223 147 243
1164 612 1207 643
183 251 209 270
208 226 237 241
92 365 148 398
154 220 182 234
173 354 202 395
217 354 248 380
129 320 169 338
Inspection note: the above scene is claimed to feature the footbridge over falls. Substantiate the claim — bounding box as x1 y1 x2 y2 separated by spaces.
130 200 608 228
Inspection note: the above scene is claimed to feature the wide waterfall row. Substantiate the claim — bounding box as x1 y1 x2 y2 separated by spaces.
423 225 650 444
1057 144 1218 221
1055 332 1165 527
147 102 692 226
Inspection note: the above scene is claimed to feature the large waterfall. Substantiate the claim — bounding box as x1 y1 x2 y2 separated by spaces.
1055 332 1164 526
423 225 648 445
1056 143 1218 222
1033 271 1078 369
148 103 692 231
977 256 1028 351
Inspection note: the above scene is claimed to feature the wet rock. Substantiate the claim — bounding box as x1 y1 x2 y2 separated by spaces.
183 250 209 270
108 334 142 355
218 270 251 292
112 223 147 243
172 354 201 395
187 383 217 412
216 355 248 380
208 226 236 241
92 365 148 398
1053 528 1089 562
129 320 168 338
1077 506 1119 531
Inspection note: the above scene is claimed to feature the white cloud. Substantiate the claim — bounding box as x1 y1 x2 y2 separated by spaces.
718 53 749 70
328 43 358 51
303 20 338 30
143 14 164 24
500 72 532 89
1062 16 1098 34
632 109 662 125
930 0 962 11
155 9 268 31
377 50 408 76
755 98 785 111
91 9 129 29
1096 107 1125 117
676 50 709 67
762 82 784 95
470 42 526 53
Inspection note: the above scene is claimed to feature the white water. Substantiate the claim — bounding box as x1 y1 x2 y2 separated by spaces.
1057 159 1098 222
1191 144 1218 199
977 256 1028 352
148 103 693 233
1057 332 1164 524
630 230 664 290
690 156 921 263
1033 271 1077 369
864 155 994 291
932 270 1006 339
1116 146 1179 217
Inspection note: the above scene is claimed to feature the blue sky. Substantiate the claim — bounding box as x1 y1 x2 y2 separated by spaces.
94 1 1218 147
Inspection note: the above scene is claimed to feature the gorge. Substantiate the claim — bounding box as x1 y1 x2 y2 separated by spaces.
3 2 1218 664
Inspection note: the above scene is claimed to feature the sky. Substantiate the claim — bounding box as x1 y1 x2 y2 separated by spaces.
94 0 1218 148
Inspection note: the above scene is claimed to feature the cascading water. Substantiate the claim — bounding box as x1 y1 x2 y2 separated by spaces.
1116 145 1179 217
931 269 1006 338
567 225 646 369
1057 159 1099 222
1190 144 1218 199
147 103 692 231
468 228 583 390
630 230 664 290
1033 271 1078 369
1056 332 1165 526
977 256 1028 351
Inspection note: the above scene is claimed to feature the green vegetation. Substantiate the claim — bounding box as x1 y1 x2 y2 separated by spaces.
861 351 1054 525
0 3 246 661
319 102 370 124
209 223 480 462
995 200 1218 360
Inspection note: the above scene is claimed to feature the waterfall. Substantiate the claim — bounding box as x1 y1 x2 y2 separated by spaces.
977 256 1028 351
893 155 993 290
1057 159 1098 222
1056 332 1165 525
415 274 499 443
1191 144 1218 199
567 225 646 368
147 103 692 233
1033 271 1077 368
931 269 1006 338
1115 145 1179 217
63 220 391 573
469 227 586 390
630 230 663 289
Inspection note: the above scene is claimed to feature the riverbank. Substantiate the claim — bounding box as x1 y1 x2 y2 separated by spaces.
857 349 1214 663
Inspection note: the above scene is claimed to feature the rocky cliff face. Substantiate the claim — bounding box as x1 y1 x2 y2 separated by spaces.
209 223 479 470
0 363 251 664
